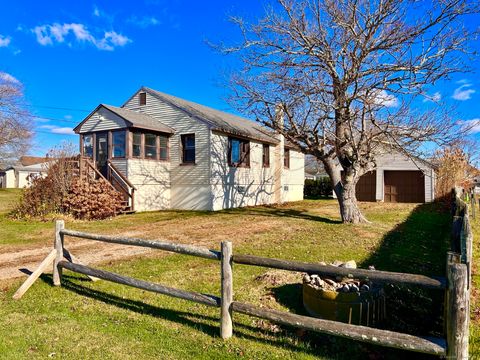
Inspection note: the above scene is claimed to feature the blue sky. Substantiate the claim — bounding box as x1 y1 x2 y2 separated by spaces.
0 0 478 156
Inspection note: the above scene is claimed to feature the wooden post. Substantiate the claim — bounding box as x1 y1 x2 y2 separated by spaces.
220 241 233 339
53 220 65 286
446 262 469 360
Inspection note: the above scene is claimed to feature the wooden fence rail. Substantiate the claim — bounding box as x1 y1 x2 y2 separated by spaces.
13 191 473 359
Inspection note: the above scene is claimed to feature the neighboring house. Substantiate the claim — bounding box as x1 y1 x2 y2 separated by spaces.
0 156 48 189
354 152 436 203
74 87 305 212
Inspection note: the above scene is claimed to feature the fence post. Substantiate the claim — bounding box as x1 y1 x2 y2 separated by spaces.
220 241 233 339
53 220 65 286
446 261 469 360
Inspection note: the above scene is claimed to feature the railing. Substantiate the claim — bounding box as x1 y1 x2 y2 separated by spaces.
14 220 474 358
107 160 136 211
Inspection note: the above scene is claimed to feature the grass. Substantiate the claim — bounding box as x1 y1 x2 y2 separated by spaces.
0 188 477 359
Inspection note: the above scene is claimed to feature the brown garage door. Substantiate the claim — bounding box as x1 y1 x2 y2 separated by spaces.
384 170 425 203
356 171 376 202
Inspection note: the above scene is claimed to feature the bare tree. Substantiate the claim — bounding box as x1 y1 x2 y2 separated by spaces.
0 72 32 165
221 0 479 223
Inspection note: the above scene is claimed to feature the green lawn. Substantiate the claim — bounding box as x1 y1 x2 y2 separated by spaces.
0 188 477 359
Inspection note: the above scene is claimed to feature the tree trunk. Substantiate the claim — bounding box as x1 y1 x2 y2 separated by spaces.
335 183 370 224
323 159 370 224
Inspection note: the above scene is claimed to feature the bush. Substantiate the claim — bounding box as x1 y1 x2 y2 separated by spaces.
12 152 124 220
304 177 333 198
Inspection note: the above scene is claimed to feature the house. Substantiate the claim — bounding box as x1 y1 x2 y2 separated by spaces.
0 156 48 189
354 152 436 203
73 87 305 212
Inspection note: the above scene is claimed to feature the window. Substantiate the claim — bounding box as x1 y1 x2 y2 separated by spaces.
83 134 93 158
181 134 195 164
112 131 126 158
229 137 250 167
132 132 142 157
139 92 146 106
284 147 290 168
159 135 168 160
144 133 157 159
262 144 270 167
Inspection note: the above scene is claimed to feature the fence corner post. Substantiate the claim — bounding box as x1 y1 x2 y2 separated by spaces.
220 241 233 339
53 220 65 286
446 261 469 360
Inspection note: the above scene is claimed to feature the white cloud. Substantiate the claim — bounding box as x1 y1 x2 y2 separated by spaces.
452 82 475 101
127 16 160 28
93 5 100 17
39 125 75 135
64 115 73 120
31 23 131 51
423 91 441 103
460 118 480 134
0 72 21 85
0 35 11 47
373 90 399 108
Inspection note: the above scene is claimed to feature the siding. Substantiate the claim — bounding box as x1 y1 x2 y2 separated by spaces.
210 132 275 210
123 92 211 210
281 149 305 202
210 132 304 210
110 159 127 177
79 107 127 133
127 158 170 211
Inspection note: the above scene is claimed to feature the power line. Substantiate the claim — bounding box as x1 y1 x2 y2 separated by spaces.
28 104 91 112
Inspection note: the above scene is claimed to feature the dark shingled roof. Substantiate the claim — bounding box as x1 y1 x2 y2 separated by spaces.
142 87 279 144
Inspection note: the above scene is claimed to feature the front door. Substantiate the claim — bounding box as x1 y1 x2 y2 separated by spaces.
95 132 109 177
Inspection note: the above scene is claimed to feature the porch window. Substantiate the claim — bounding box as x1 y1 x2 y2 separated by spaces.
159 135 168 160
144 133 157 159
83 134 93 158
112 131 126 158
181 134 195 164
229 137 249 167
284 147 290 169
262 144 270 167
132 132 142 157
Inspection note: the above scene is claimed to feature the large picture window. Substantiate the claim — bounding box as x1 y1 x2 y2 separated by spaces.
144 133 157 159
112 131 126 158
132 132 142 157
181 134 195 164
83 134 93 158
229 137 250 167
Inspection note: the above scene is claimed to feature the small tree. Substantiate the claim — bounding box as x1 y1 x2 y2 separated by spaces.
222 0 479 223
0 72 32 165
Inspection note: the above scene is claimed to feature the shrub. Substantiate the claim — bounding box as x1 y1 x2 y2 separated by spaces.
304 177 332 198
13 144 125 220
63 177 124 220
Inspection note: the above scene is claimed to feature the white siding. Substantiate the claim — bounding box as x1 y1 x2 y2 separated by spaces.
210 132 304 210
282 149 305 202
79 107 127 133
210 133 275 210
127 159 170 211
123 92 211 210
5 169 16 188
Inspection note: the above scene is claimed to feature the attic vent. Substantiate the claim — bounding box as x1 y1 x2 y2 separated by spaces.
284 185 289 191
139 92 146 106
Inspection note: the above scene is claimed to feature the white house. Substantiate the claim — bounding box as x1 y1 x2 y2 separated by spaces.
0 157 48 188
74 87 305 212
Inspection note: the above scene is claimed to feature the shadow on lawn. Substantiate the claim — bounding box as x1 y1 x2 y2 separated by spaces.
222 206 341 224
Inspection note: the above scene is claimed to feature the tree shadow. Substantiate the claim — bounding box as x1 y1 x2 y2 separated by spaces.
222 206 342 224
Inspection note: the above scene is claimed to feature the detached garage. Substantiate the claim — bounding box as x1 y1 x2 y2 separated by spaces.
353 153 436 203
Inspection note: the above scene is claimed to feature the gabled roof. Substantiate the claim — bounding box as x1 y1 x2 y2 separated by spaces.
19 156 49 166
74 104 175 134
139 87 279 144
